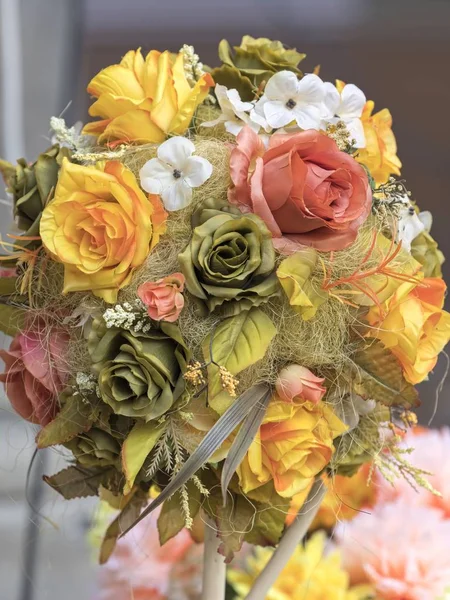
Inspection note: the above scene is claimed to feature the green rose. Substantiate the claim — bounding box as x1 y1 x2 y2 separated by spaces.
411 230 444 278
210 36 306 101
178 198 278 315
0 144 70 250
88 318 190 421
66 428 121 467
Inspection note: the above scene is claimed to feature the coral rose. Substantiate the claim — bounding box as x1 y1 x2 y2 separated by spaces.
229 126 372 252
138 273 185 322
276 364 326 404
237 395 347 498
367 277 450 384
83 48 214 145
40 159 167 303
0 325 69 425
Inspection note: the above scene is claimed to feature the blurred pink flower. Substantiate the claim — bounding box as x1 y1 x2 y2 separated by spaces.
376 428 450 517
96 509 201 600
275 364 326 404
138 273 185 322
336 500 450 599
0 324 69 425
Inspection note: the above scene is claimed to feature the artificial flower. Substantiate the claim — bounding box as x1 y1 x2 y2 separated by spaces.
376 427 450 518
0 144 70 250
95 506 201 600
396 196 425 252
83 48 213 145
40 159 166 303
229 531 375 600
210 36 306 101
337 501 450 599
357 100 401 186
411 210 444 277
201 84 260 135
276 364 326 404
138 273 185 322
178 197 278 314
229 126 372 252
139 137 212 212
66 428 121 468
237 394 347 498
322 80 366 147
367 277 450 384
88 317 190 421
254 71 325 130
0 323 69 426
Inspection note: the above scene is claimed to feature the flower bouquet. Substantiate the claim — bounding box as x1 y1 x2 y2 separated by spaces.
0 36 449 599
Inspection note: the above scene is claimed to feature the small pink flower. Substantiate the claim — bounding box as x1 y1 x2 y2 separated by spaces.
138 273 185 323
276 364 326 404
0 324 69 426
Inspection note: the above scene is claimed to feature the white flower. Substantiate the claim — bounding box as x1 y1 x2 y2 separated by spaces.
396 195 425 252
254 71 325 130
202 84 271 135
139 137 213 212
322 82 366 148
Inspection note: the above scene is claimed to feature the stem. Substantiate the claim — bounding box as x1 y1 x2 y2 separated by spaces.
201 514 226 600
244 479 326 600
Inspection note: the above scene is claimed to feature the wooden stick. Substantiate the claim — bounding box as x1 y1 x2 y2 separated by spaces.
201 514 226 600
244 479 326 600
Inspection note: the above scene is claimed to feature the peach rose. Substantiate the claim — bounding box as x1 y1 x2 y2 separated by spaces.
276 364 326 404
228 127 372 252
367 277 450 385
0 325 69 425
138 273 185 322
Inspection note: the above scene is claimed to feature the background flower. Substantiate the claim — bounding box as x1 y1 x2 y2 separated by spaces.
40 159 166 303
178 197 278 314
0 323 69 426
138 273 185 322
66 428 121 468
83 48 213 145
411 211 445 277
229 127 372 252
276 364 326 404
139 137 212 212
88 318 190 421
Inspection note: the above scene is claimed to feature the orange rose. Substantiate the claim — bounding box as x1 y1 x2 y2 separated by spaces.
367 278 450 384
138 273 185 322
357 100 401 186
83 48 214 145
237 395 347 498
229 127 372 252
40 159 167 303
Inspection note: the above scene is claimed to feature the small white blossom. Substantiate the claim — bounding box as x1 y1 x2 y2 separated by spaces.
139 137 213 212
254 71 325 130
50 117 95 150
396 195 425 252
322 82 366 148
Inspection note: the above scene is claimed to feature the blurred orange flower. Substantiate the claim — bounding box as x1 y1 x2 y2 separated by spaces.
237 395 347 498
367 277 450 384
83 49 213 145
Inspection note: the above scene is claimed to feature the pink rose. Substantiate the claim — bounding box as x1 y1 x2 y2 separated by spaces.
229 127 372 252
138 273 185 322
276 364 326 404
0 325 69 426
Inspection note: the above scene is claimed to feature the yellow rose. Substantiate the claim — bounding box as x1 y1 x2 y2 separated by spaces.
367 277 450 384
228 531 375 600
83 48 214 145
357 100 402 186
40 159 167 303
237 395 347 498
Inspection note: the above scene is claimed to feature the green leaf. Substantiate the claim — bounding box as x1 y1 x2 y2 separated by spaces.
99 492 146 564
122 421 166 495
119 383 271 538
0 302 26 336
37 395 100 448
203 308 277 414
350 340 419 408
157 482 201 545
43 465 120 500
